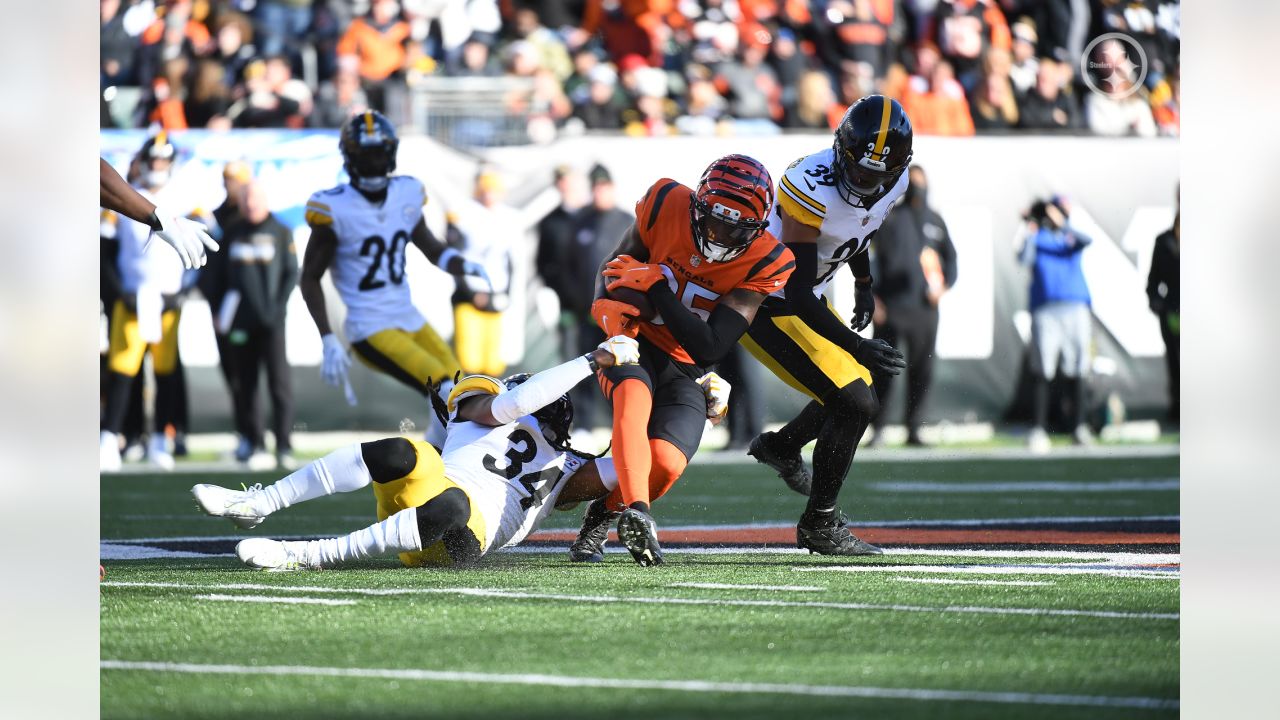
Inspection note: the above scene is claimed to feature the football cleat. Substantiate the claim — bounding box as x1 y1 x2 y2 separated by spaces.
192 483 269 529
617 507 665 567
100 431 122 474
797 515 883 556
148 434 175 471
747 432 812 496
236 538 319 572
569 499 620 563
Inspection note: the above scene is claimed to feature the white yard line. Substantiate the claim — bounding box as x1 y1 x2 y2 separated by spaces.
98 660 1178 710
894 578 1055 587
101 581 1177 621
870 479 1179 493
194 594 356 606
668 582 825 592
794 564 1179 580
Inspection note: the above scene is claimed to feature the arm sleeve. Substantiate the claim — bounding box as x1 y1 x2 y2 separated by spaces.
488 356 594 424
849 247 872 279
646 286 750 367
786 243 865 353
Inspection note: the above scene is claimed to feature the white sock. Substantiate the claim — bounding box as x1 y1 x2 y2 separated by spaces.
257 444 371 515
308 507 423 567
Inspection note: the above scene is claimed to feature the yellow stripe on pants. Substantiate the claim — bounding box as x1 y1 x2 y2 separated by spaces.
107 300 181 376
355 323 462 389
453 303 505 378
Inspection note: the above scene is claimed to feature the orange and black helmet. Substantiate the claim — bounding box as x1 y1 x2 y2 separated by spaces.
340 110 399 193
690 154 774 263
832 95 913 207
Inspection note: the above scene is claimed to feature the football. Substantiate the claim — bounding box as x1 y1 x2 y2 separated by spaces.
607 286 657 322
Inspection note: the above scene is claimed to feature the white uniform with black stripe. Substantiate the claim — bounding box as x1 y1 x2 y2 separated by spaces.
304 177 429 343
442 378 584 552
769 148 908 300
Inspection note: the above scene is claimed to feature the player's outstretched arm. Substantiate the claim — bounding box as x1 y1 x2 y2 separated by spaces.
411 218 492 289
100 157 218 269
457 336 639 426
100 157 155 224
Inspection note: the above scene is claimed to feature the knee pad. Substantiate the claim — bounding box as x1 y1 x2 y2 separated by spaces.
362 438 418 483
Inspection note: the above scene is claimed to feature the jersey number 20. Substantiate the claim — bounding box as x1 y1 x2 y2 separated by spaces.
358 230 409 291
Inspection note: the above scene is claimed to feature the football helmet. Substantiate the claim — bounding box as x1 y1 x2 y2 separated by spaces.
340 110 399 194
690 154 774 263
136 130 177 189
503 373 574 449
831 95 913 207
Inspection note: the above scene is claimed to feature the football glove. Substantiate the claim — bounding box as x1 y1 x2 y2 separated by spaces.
152 208 219 270
603 255 665 293
696 371 732 421
853 337 907 376
851 280 875 331
461 260 493 293
590 298 641 339
320 333 352 388
597 335 641 366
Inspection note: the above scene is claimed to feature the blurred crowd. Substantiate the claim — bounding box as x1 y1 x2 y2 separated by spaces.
102 0 1179 138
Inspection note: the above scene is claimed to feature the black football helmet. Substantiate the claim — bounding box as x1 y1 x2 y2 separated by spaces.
340 110 399 194
503 373 574 449
831 95 913 207
135 131 177 188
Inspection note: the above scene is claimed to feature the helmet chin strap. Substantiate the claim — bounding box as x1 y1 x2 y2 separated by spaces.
353 175 390 193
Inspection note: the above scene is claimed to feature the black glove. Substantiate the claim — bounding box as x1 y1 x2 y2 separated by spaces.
854 337 907 376
851 281 874 331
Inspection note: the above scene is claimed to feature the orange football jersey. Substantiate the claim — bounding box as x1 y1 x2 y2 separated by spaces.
631 178 795 365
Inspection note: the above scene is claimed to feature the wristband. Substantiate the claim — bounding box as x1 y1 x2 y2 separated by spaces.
855 274 874 286
437 247 461 271
146 210 163 232
585 353 600 373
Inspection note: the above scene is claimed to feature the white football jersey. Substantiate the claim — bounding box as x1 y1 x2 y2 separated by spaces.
441 415 584 553
305 177 429 343
115 186 186 296
768 148 908 300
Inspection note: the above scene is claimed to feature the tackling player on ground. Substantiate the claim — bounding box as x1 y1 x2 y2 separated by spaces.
299 110 490 445
193 335 642 569
742 95 911 555
571 154 794 567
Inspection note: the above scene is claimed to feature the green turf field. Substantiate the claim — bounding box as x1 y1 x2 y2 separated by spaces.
101 454 1179 718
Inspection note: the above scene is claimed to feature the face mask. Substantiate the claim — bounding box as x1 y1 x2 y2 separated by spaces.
353 175 389 193
144 169 170 189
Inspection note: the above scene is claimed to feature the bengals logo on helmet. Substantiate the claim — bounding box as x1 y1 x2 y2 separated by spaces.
690 154 775 263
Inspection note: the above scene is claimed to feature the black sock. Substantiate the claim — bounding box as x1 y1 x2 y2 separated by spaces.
773 400 826 455
102 371 137 435
803 385 874 522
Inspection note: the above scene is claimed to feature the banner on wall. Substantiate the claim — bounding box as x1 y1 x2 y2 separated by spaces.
101 130 1177 431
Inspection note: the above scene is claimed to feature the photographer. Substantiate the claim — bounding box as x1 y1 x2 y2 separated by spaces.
1018 195 1093 452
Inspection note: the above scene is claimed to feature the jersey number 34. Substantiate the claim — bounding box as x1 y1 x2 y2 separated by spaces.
482 428 565 510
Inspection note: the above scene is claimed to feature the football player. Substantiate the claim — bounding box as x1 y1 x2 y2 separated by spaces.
192 335 642 569
299 110 490 445
741 95 911 555
570 154 795 567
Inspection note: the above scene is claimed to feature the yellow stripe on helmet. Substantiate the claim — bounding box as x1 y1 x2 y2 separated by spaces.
872 97 892 159
364 111 375 136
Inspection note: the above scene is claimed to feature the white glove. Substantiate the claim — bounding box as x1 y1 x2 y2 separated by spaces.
696 371 731 421
597 335 640 366
462 260 493 293
320 334 351 388
153 208 219 270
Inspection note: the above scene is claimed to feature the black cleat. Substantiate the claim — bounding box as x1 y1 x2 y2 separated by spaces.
569 499 620 563
748 432 812 496
797 515 883 556
617 508 664 567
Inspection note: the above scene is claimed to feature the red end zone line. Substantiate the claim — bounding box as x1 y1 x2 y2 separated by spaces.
529 528 1180 546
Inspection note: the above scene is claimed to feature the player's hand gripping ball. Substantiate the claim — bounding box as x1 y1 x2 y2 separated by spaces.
603 255 665 320
591 298 642 338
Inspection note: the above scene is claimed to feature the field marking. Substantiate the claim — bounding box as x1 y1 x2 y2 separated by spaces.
101 581 1177 621
668 582 825 592
99 543 220 560
894 578 1055 587
99 660 1178 710
194 594 356 606
794 564 1179 580
870 479 1178 493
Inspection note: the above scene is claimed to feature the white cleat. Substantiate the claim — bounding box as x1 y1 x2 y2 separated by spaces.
192 483 269 529
236 538 319 572
1027 426 1051 455
148 435 175 471
100 431 122 473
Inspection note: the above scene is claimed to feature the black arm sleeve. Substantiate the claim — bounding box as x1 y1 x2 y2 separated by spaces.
849 246 872 280
646 286 749 368
785 243 865 353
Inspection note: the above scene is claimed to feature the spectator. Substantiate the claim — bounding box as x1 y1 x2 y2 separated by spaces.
229 59 303 128
1146 191 1179 423
265 54 314 120
970 65 1019 130
337 0 415 120
832 62 876 127
675 65 728 135
223 181 298 470
789 70 838 130
901 59 975 135
185 59 233 128
712 30 783 124
767 28 806 115
931 0 1011 91
572 63 626 130
450 169 519 378
311 68 369 128
563 46 603 105
1008 18 1039 96
200 161 252 424
510 8 574 81
136 4 203 91
254 0 315 59
526 68 573 142
1017 59 1080 130
1019 196 1094 452
212 11 258 89
816 0 900 79
536 164 588 381
564 163 633 429
451 36 502 77
870 165 958 447
101 0 138 87
149 58 191 129
1083 42 1157 137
